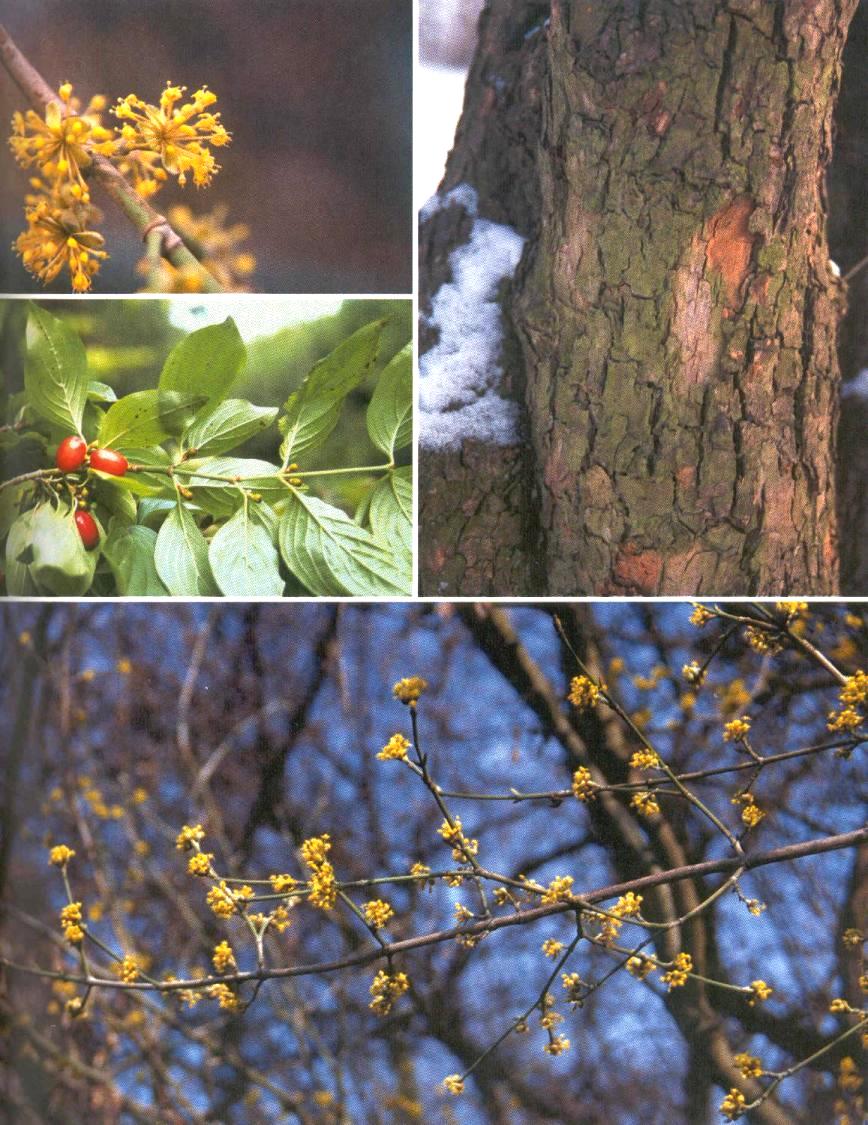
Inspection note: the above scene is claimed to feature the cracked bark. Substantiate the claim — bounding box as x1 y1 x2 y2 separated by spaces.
420 0 859 595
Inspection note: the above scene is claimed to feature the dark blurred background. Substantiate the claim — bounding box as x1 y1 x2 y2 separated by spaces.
0 0 412 293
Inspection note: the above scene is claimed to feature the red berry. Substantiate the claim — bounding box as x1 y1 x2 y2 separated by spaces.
89 448 128 476
74 509 100 550
56 435 88 472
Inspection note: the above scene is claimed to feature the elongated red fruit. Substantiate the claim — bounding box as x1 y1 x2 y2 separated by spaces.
75 509 100 550
56 435 88 472
89 448 128 476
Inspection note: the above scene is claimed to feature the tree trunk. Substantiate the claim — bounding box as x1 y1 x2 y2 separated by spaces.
420 0 859 595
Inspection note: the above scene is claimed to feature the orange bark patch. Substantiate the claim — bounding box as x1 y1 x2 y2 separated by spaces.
613 544 663 594
705 195 756 306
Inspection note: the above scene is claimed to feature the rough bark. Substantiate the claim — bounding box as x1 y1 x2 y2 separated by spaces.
420 0 859 595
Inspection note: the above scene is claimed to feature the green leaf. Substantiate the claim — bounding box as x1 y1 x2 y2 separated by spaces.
368 467 412 559
154 502 219 596
366 343 412 458
24 304 88 434
279 318 386 462
159 318 246 409
208 503 284 596
0 482 34 540
5 508 38 595
182 399 278 458
98 389 207 450
92 478 138 526
29 503 98 596
102 523 168 595
87 380 117 404
278 491 409 596
182 457 288 518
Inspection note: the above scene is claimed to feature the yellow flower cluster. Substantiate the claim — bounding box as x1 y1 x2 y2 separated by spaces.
827 671 867 733
187 852 213 877
436 817 479 862
661 951 692 990
48 844 76 867
719 1088 747 1120
9 81 231 292
269 874 298 895
682 662 705 686
748 979 773 1005
567 675 603 711
377 733 411 762
629 749 661 770
732 792 765 829
838 1056 862 1093
369 969 410 1016
689 604 714 628
206 881 253 919
175 824 206 851
571 767 596 802
775 600 809 619
139 203 256 293
208 982 241 1011
212 941 236 974
363 900 394 929
541 876 575 905
723 717 752 743
744 626 783 655
598 892 643 945
541 939 565 959
113 84 229 187
115 954 140 983
60 902 85 944
543 1035 571 1056
442 1075 464 1096
733 1052 762 1079
301 835 337 910
626 955 656 980
392 676 428 705
630 790 660 818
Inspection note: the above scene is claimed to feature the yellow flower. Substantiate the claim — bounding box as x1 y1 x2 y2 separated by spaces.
113 84 230 186
744 626 783 654
567 675 603 711
116 658 133 675
9 87 114 199
175 824 206 851
115 954 140 983
212 941 236 974
377 734 411 762
661 952 692 990
571 767 596 801
630 790 660 818
369 969 410 1016
206 881 251 919
626 955 655 980
541 939 565 959
682 662 704 686
723 716 751 742
392 676 428 705
630 749 661 770
732 792 765 828
13 192 107 292
207 982 241 1011
543 1035 571 1056
541 876 574 905
442 1075 464 1096
300 835 331 867
734 1052 762 1079
60 902 85 944
269 874 298 895
689 604 714 628
48 845 76 867
775 600 808 619
187 852 213 877
748 980 772 1005
363 900 394 929
719 1088 746 1120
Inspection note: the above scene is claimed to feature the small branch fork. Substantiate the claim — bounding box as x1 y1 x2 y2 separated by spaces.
0 22 223 292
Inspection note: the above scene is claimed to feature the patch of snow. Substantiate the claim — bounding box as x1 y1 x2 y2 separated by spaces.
841 369 868 400
420 188 526 449
419 182 479 225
